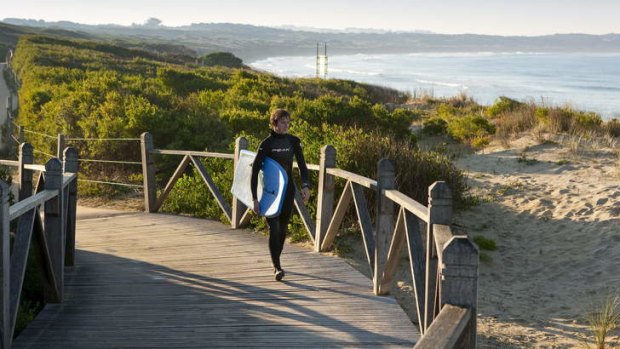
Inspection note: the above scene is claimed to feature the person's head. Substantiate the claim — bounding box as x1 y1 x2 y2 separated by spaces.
270 109 291 134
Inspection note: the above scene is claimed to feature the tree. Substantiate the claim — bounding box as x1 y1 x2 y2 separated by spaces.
201 52 243 68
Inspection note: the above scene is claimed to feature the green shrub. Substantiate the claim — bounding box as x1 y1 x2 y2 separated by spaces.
487 96 524 117
422 117 448 135
446 114 496 144
201 52 243 68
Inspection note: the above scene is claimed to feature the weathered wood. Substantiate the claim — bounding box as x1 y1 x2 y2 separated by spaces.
153 155 191 212
18 126 24 144
414 305 471 349
56 134 65 159
13 211 419 348
375 159 395 296
326 168 377 190
434 224 455 262
23 164 45 172
293 186 316 242
9 209 36 336
424 181 452 332
0 161 18 167
351 182 375 277
189 155 232 222
320 180 352 252
33 211 60 303
384 189 429 223
151 149 234 160
441 236 479 349
239 208 253 227
315 145 336 252
18 143 34 201
140 132 157 213
231 137 249 229
63 147 78 267
0 181 10 349
44 158 64 302
9 190 57 220
404 210 427 333
381 208 406 293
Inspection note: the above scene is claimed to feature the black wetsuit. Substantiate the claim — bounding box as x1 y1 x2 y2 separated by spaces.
251 130 309 271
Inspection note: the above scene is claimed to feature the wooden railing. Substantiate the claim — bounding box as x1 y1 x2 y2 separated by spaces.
0 143 79 348
140 132 479 348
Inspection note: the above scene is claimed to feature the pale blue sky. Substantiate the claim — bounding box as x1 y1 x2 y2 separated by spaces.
4 0 619 36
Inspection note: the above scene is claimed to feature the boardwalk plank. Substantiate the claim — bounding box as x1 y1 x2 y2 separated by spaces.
13 209 418 348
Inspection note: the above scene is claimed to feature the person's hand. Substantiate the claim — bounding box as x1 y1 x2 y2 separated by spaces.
302 187 310 204
252 200 260 214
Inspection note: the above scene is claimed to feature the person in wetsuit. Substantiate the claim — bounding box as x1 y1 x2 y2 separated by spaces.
251 109 310 281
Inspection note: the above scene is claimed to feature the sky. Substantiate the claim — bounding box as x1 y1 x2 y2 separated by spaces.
4 0 620 36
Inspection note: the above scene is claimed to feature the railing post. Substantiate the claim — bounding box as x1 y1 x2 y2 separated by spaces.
56 134 65 159
315 145 336 252
18 126 24 145
18 143 34 201
44 158 64 302
441 236 479 349
231 137 249 228
374 158 395 295
140 132 157 213
63 147 79 266
0 181 10 349
424 181 452 332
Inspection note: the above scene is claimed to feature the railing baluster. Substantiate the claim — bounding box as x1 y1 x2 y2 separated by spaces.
0 181 10 349
232 137 249 229
424 181 453 332
44 158 64 302
63 147 79 266
141 132 157 213
315 145 336 252
374 159 395 295
18 143 33 201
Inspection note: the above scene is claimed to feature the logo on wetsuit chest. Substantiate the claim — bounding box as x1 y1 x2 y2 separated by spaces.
271 147 291 153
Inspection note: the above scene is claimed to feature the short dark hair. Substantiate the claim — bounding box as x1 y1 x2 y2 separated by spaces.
270 109 290 127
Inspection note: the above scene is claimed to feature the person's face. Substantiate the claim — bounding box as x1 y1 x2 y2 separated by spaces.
273 117 290 134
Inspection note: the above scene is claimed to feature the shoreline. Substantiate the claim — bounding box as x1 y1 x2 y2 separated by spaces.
248 52 620 120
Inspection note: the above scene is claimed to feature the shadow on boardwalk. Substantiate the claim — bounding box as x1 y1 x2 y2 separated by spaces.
14 211 418 348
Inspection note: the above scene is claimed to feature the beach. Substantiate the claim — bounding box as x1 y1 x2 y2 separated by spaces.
454 134 620 347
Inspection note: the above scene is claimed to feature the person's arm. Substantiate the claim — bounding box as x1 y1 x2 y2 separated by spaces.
251 139 269 212
292 137 310 203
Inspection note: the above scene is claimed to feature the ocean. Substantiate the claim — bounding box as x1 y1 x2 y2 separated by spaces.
249 52 620 120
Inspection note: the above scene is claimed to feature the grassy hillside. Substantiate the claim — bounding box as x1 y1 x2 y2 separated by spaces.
11 34 466 219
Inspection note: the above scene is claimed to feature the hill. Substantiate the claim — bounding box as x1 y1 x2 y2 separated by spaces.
3 19 620 61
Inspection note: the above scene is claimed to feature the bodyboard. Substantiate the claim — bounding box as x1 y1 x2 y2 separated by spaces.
231 150 288 218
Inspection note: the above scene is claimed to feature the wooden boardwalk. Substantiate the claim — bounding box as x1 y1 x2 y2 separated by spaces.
13 208 419 348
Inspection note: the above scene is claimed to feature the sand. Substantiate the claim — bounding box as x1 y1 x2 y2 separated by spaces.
453 134 620 348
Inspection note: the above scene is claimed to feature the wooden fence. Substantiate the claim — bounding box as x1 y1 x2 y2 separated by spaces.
140 132 479 348
0 143 78 348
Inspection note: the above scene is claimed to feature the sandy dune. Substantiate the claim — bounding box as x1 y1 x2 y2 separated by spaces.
455 135 620 348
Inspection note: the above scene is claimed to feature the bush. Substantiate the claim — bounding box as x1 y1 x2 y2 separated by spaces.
422 117 448 135
201 52 243 68
487 96 524 117
603 119 620 138
446 114 496 144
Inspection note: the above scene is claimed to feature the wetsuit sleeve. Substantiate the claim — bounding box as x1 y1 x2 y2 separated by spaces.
251 139 269 201
292 137 310 188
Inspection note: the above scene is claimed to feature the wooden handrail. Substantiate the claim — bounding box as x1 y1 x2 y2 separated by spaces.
326 168 377 189
384 189 429 223
9 189 57 221
0 143 80 348
150 149 234 159
414 305 472 349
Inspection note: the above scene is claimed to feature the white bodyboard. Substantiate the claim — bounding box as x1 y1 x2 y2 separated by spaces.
231 150 288 218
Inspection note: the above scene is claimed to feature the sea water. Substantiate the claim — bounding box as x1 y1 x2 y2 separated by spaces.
249 52 620 120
